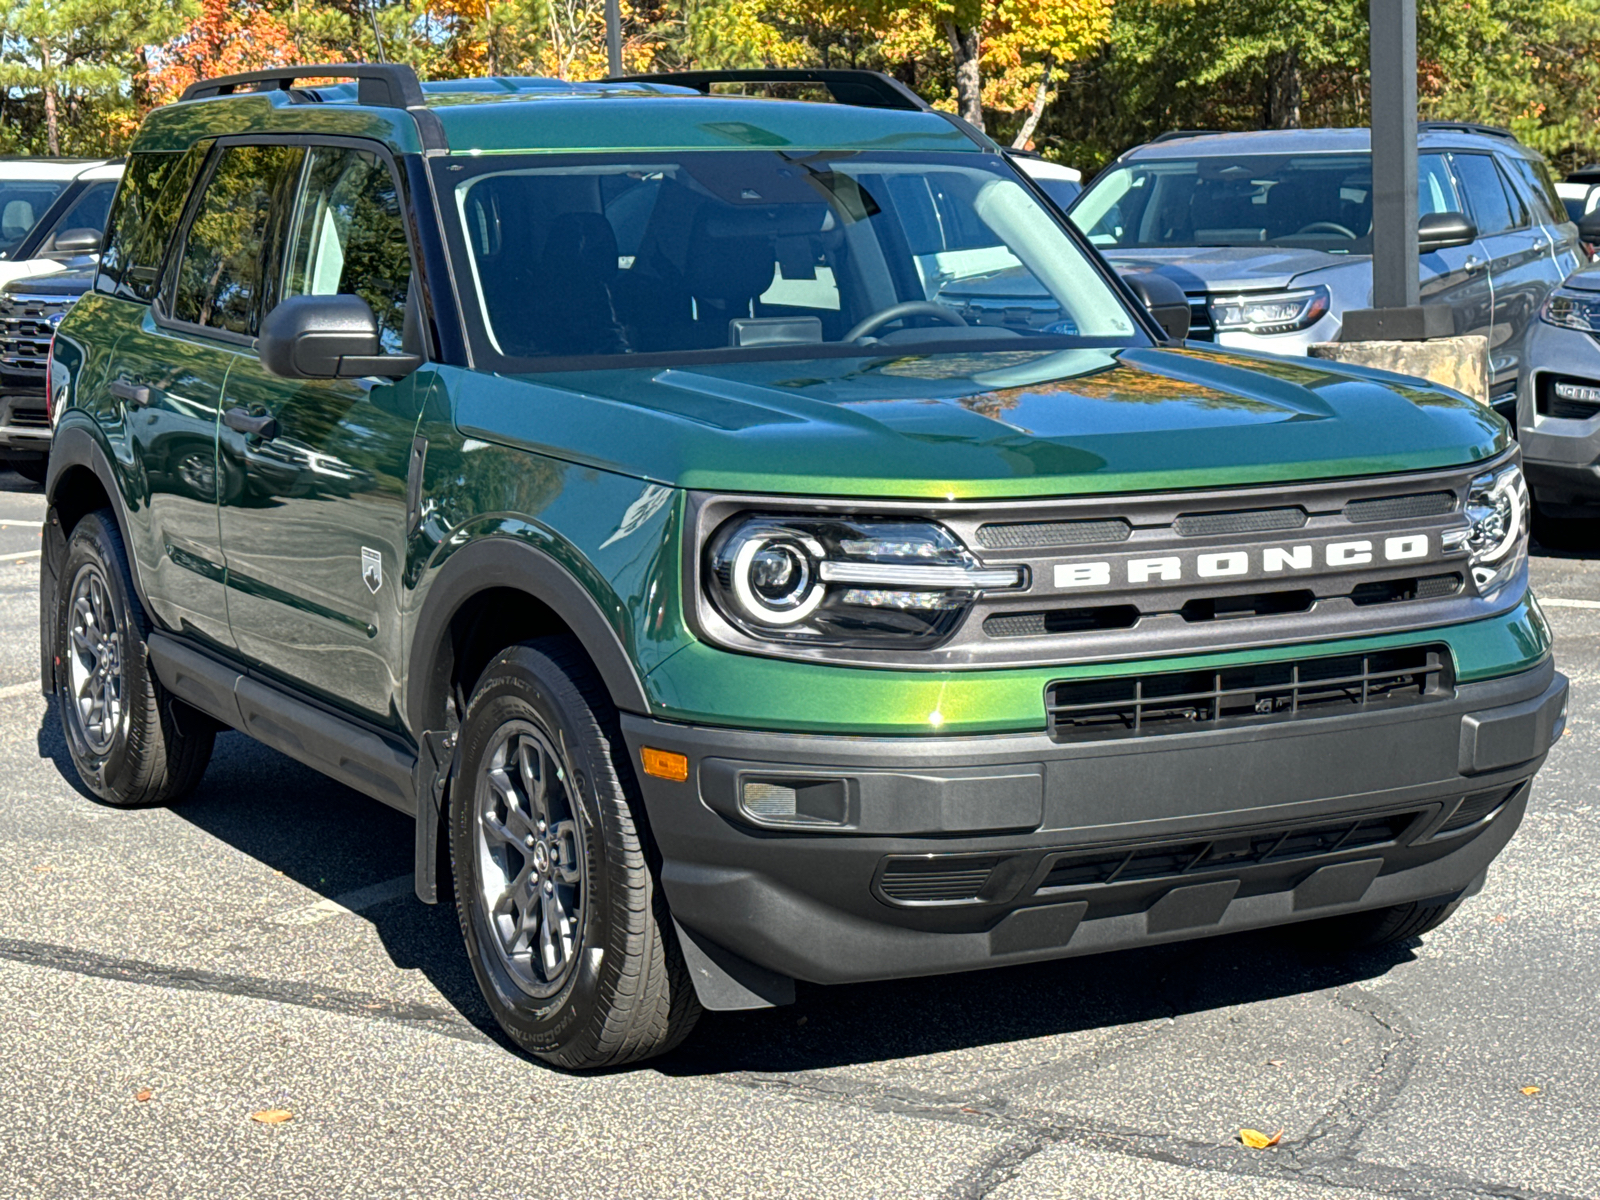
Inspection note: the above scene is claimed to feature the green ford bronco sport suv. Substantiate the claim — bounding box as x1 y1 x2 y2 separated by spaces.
42 64 1567 1068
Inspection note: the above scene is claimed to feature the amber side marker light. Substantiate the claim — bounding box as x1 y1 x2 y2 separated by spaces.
641 748 689 782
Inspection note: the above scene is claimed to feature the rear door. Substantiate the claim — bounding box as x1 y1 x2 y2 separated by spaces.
1449 151 1545 404
215 141 429 727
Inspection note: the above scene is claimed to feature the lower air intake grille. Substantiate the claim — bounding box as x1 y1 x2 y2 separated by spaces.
1438 785 1520 834
1046 645 1452 743
879 858 1000 904
976 518 1131 550
1038 810 1421 893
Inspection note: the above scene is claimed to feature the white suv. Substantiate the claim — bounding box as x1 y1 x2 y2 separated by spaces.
0 159 122 287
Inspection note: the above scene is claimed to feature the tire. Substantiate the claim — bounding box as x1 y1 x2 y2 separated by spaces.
1298 898 1461 952
450 638 700 1069
6 454 47 485
52 510 214 807
1531 505 1600 553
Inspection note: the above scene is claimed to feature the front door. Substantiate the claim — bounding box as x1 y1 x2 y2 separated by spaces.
216 144 427 727
1417 152 1492 347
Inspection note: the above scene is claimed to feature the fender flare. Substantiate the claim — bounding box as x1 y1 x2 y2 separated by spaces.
405 534 652 737
405 535 653 904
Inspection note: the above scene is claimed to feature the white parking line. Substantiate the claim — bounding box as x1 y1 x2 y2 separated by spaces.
269 874 416 927
0 548 41 561
1539 597 1600 610
0 681 39 700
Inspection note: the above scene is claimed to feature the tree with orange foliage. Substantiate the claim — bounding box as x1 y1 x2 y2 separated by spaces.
146 0 300 104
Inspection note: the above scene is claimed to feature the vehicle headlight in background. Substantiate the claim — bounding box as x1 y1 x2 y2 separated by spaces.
1540 286 1600 333
1445 463 1528 597
708 516 1023 648
1209 285 1330 335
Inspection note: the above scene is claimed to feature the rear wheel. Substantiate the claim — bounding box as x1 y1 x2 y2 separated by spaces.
1298 898 1461 951
52 511 214 806
450 638 700 1068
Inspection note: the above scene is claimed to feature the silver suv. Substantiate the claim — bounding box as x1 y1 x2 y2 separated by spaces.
1070 125 1581 417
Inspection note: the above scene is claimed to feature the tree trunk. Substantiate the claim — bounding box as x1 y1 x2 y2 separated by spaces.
943 19 983 132
1011 60 1053 150
39 37 60 157
1265 47 1301 129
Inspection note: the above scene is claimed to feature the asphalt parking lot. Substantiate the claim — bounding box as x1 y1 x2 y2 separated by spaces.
1 465 1596 1200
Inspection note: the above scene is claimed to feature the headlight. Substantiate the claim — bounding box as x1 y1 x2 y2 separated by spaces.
1541 286 1600 333
1209 285 1330 335
1448 463 1528 597
707 516 1023 648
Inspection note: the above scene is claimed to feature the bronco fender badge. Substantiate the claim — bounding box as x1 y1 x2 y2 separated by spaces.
361 547 382 593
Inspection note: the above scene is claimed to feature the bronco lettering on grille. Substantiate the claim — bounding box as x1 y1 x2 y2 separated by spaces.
1053 535 1433 590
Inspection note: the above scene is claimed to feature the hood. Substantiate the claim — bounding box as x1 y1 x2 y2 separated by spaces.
1104 246 1364 294
453 344 1505 500
4 266 94 299
1558 260 1600 293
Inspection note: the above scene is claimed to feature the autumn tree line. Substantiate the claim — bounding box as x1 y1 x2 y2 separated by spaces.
4 0 1599 174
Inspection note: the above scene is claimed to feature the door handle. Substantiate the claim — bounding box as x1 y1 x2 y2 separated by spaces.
223 406 279 440
1464 256 1484 274
1532 238 1549 252
109 379 151 408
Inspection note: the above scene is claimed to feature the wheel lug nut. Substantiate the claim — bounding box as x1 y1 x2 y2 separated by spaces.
544 879 554 893
525 835 537 847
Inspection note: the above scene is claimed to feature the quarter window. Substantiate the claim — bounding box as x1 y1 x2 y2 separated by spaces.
170 144 302 335
282 147 413 354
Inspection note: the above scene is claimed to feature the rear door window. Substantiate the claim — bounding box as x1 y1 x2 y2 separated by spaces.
168 144 303 336
97 145 212 303
1450 153 1516 235
281 146 413 354
1503 156 1562 227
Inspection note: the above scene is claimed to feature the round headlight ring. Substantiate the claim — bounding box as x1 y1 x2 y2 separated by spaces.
728 529 826 626
1466 468 1524 565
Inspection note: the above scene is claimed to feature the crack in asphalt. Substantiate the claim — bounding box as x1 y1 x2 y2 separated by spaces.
0 935 490 1044
724 1060 1588 1200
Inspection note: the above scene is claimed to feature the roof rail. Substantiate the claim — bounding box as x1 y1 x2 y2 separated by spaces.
1418 120 1516 142
608 69 930 113
1148 129 1226 144
179 63 424 109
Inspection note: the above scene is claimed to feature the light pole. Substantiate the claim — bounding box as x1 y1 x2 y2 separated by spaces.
606 0 623 77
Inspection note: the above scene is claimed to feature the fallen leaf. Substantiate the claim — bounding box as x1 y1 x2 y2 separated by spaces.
1266 1059 1286 1068
1239 1128 1283 1149
134 1089 153 1103
1521 1086 1540 1096
1491 914 1508 924
250 1109 294 1124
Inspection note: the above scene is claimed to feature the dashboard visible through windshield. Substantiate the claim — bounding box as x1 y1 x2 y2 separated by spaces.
436 150 1141 369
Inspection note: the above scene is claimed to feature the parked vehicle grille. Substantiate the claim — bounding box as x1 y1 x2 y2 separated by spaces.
5 405 48 428
879 858 1002 903
976 518 1131 550
0 292 73 371
1045 644 1452 743
1343 492 1455 522
1036 809 1422 893
1173 507 1306 536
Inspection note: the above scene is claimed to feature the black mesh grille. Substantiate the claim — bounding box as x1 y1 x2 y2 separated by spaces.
1343 492 1456 522
1038 811 1420 892
985 605 1139 638
1438 785 1519 834
1046 645 1452 743
879 858 1000 903
1174 507 1307 536
977 518 1131 551
1350 574 1463 606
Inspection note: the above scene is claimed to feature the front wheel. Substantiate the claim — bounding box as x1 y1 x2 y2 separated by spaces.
53 511 214 806
450 639 700 1068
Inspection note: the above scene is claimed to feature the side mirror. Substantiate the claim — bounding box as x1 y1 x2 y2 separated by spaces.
52 227 102 255
1579 209 1600 245
1418 211 1477 253
1121 270 1191 342
259 294 421 381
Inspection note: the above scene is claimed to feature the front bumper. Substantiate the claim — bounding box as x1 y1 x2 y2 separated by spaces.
626 659 1564 997
0 389 49 455
1517 323 1600 512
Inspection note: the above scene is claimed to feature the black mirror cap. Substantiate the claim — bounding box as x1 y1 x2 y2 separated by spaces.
1418 211 1477 253
1121 270 1191 342
260 294 383 379
1578 210 1600 244
52 227 102 255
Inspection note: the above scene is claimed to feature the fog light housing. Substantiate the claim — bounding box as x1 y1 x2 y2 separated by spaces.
739 777 850 827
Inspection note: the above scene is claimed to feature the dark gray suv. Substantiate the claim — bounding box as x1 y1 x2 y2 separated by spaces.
1070 124 1581 418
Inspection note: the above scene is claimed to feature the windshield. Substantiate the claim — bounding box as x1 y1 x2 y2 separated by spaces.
439 151 1140 368
1072 152 1462 253
0 180 70 259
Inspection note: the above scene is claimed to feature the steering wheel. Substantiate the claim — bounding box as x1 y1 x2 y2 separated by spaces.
1295 221 1358 239
844 301 968 342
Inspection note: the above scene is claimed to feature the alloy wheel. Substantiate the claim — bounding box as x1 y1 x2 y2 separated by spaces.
65 563 126 756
